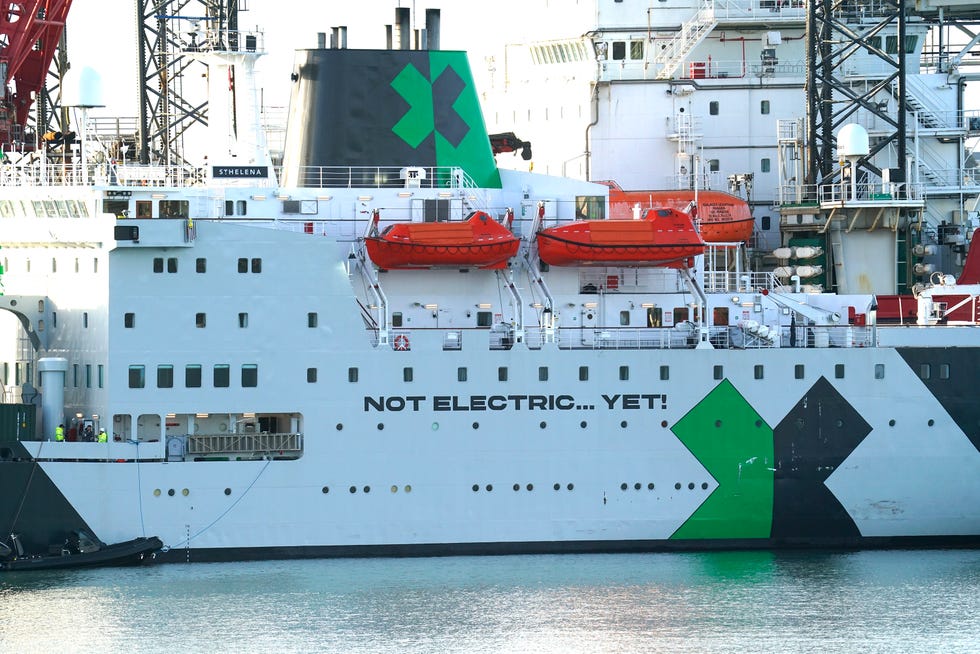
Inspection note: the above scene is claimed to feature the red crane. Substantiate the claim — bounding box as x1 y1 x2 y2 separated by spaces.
0 0 73 149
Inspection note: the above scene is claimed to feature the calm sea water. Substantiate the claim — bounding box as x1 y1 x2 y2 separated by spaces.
1 549 978 653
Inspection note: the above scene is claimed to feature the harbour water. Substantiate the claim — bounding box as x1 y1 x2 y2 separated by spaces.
1 549 978 653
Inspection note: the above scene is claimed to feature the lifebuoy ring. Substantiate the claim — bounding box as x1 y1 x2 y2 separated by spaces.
393 334 410 351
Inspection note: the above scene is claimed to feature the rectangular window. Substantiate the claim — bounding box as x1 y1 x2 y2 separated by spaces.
611 41 626 60
242 364 258 387
579 366 589 381
237 258 248 273
237 200 247 215
709 101 719 115
185 364 202 388
761 100 770 115
939 363 950 380
128 365 145 388
539 366 549 382
153 257 164 273
251 258 262 273
195 312 206 328
307 367 317 383
238 312 248 328
714 365 724 380
647 307 662 327
97 364 103 388
392 312 403 327
762 216 772 230
874 363 885 379
835 364 845 379
458 367 468 382
73 364 79 388
83 312 89 328
476 311 493 327
225 200 234 216
795 364 805 379
619 310 630 326
660 365 670 381
673 307 689 323
196 258 207 273
403 367 413 382
920 363 931 380
157 365 174 388
308 312 318 328
630 40 644 59
708 159 720 172
124 312 135 328
160 200 189 218
761 158 771 173
754 365 764 380
167 257 178 273
619 365 629 381
214 364 230 388
348 367 359 383
498 366 508 382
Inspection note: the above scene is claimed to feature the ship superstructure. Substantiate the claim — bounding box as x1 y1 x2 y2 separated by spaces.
1 6 979 563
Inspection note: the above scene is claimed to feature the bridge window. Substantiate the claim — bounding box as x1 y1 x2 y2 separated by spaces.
129 365 145 389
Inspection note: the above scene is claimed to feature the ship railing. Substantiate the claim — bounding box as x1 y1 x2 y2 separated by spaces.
285 166 478 191
180 28 264 55
0 160 207 188
776 182 925 206
556 326 699 350
702 270 782 293
185 432 303 458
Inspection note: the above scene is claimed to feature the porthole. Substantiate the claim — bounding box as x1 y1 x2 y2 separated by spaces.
153 489 161 497
527 483 534 491
674 483 681 490
835 419 843 428
513 483 520 491
363 486 371 493
377 423 384 430
225 488 232 496
620 420 628 428
580 421 587 428
928 419 935 427
889 419 896 427
472 422 479 430
539 421 547 429
336 423 343 431
701 482 708 490
647 483 654 490
321 486 329 494
755 420 762 428
182 488 189 496
715 420 722 428
391 485 398 493
431 422 439 431
634 482 641 490
485 484 493 492
349 486 357 494
404 485 412 493
472 484 479 492
620 483 628 491
168 489 175 496
566 483 573 491
661 420 668 428
554 483 561 491
688 482 695 490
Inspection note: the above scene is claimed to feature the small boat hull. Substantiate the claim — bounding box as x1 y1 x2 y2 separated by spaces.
537 208 705 267
366 211 519 269
0 536 163 572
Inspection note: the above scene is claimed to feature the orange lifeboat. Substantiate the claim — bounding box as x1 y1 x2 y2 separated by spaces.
365 211 519 270
600 181 755 244
536 208 705 268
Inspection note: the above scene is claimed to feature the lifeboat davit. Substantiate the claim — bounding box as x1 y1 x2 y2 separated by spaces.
365 211 519 269
600 181 755 244
536 208 705 267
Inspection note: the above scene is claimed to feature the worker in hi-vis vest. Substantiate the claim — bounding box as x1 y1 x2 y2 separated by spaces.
98 429 108 443
55 424 65 442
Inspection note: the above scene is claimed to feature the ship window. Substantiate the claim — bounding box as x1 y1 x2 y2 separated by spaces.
673 307 689 323
167 257 178 273
795 364 804 379
835 364 845 378
196 258 207 273
242 364 258 387
579 366 589 381
153 257 164 273
72 364 78 387
97 365 103 388
761 100 770 115
403 367 413 382
886 35 917 54
458 367 468 382
539 366 549 381
392 312 403 327
660 365 670 380
867 36 882 51
647 307 662 327
124 312 135 328
576 195 605 220
238 258 248 273
129 365 145 388
308 312 318 328
195 312 206 328
186 365 202 387
83 312 89 328
225 200 234 216
157 365 174 388
160 200 189 218
307 367 317 383
214 364 230 388
85 364 92 388
762 216 771 230
251 258 262 273
761 158 771 173
619 366 629 381
713 307 729 326
630 40 644 59
105 200 129 218
714 365 724 380
498 367 508 382
136 201 152 218
874 363 885 379
939 363 950 379
708 159 720 172
476 311 493 327
754 365 764 379
619 311 630 326
611 41 626 60
238 312 248 328
919 363 931 379
709 101 719 115
348 367 358 383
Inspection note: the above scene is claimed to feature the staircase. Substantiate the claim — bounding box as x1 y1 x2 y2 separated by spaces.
655 0 718 80
891 78 948 130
